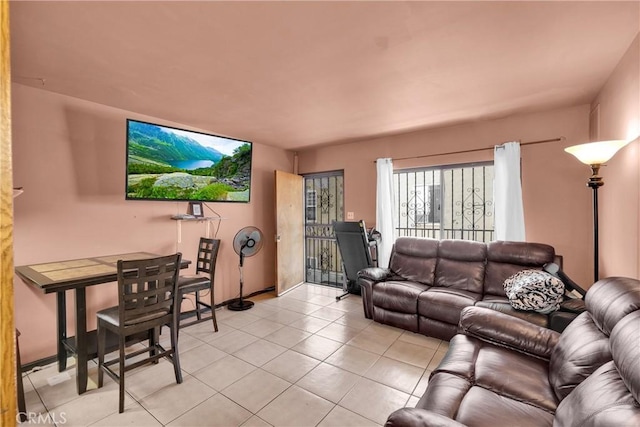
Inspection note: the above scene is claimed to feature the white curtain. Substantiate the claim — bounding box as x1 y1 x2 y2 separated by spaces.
493 142 526 241
376 158 397 268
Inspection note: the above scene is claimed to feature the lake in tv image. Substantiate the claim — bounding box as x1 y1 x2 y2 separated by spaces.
126 120 252 202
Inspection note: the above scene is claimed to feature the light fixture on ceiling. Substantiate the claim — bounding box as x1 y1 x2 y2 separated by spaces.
564 140 629 283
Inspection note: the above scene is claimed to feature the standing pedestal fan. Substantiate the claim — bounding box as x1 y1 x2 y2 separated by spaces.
228 226 264 311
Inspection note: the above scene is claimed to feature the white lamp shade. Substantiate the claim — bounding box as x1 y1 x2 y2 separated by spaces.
564 140 629 165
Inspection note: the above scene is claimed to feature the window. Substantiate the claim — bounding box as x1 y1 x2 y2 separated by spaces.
394 162 494 242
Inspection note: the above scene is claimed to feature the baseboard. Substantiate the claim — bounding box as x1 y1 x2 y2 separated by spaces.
21 355 59 374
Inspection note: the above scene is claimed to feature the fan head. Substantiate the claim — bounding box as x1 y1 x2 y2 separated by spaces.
233 226 264 257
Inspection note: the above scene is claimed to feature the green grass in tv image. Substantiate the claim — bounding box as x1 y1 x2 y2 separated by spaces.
129 178 237 201
127 124 251 201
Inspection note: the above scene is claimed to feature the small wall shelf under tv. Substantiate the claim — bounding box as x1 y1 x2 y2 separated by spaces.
170 215 224 221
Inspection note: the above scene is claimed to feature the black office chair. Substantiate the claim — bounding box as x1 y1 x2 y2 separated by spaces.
333 220 377 301
97 253 183 413
177 238 221 332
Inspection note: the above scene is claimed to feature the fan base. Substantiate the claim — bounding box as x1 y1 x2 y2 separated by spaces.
228 299 255 311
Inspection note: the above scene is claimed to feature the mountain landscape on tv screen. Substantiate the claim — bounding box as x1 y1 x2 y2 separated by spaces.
126 121 251 202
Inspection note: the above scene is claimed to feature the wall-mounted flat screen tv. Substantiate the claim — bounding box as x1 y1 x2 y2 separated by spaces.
126 119 252 203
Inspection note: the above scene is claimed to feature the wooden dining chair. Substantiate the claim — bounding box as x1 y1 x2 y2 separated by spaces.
97 253 183 413
177 238 221 332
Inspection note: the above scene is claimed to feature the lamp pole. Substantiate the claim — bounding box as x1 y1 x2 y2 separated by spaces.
587 164 604 283
564 140 629 285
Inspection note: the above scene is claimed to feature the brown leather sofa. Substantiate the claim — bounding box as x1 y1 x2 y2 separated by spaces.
359 237 572 340
386 276 640 427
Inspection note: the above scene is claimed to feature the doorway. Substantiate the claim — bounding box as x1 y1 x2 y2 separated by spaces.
303 171 344 288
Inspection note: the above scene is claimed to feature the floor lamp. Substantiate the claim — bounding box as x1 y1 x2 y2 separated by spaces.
564 140 629 283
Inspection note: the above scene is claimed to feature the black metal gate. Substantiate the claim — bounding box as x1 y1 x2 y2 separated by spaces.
303 171 344 287
395 162 494 242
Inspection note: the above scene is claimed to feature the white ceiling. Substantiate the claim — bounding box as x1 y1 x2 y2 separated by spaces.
9 1 640 151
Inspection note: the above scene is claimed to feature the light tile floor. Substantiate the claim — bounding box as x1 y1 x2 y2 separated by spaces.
20 284 449 426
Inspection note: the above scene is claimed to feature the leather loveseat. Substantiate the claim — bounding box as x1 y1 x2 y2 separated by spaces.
359 237 574 340
386 276 640 427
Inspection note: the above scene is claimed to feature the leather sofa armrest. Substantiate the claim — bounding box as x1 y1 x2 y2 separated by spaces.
559 298 586 313
459 306 560 360
358 267 393 282
386 408 467 427
358 267 395 319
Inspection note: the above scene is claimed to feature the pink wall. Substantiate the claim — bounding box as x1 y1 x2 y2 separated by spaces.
591 34 640 279
298 105 594 289
12 83 294 363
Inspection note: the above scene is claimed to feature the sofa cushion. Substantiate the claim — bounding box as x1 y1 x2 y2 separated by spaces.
554 313 640 425
386 408 468 427
610 311 640 404
373 308 419 333
503 269 564 314
475 345 557 412
434 239 486 293
554 361 640 427
415 371 555 427
585 276 640 335
484 241 555 297
430 334 478 379
433 335 558 413
418 334 557 426
452 386 555 427
418 372 471 419
372 280 428 314
418 317 459 341
548 276 640 402
476 299 548 328
418 288 481 325
389 237 439 285
548 312 612 401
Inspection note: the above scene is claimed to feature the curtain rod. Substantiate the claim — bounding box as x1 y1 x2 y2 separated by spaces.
377 136 565 163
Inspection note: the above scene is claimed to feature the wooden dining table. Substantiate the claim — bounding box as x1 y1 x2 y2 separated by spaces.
15 252 191 394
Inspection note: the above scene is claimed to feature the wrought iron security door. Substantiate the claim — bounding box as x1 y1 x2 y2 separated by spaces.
303 171 344 287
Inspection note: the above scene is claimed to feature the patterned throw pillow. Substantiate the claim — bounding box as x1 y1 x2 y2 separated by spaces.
503 270 565 314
